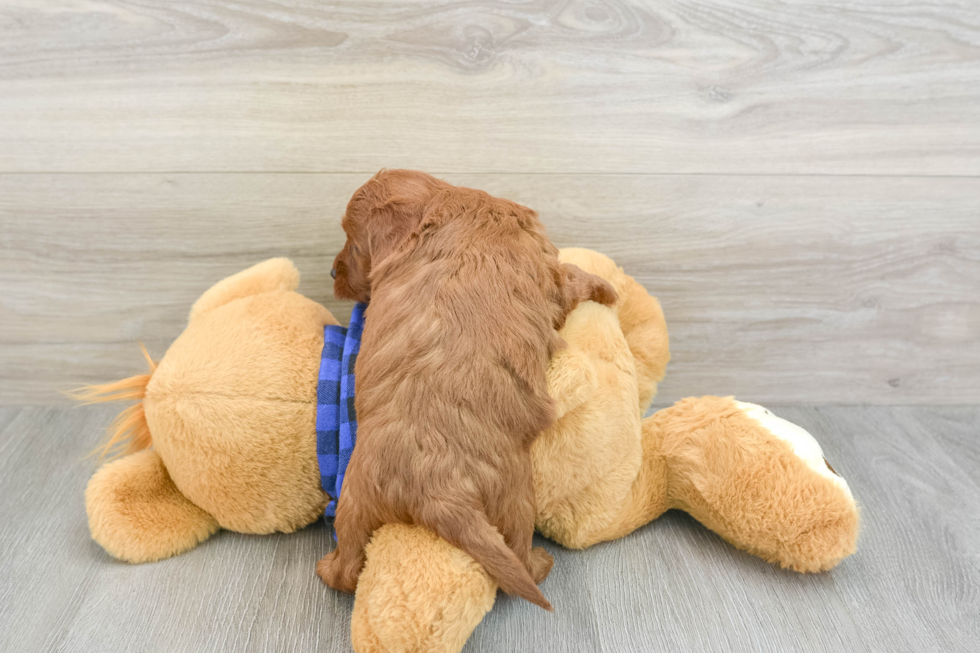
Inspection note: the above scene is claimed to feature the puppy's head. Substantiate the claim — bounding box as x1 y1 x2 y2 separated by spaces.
333 169 447 302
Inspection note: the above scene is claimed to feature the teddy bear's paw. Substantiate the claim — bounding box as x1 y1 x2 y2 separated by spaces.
659 397 860 573
733 401 860 572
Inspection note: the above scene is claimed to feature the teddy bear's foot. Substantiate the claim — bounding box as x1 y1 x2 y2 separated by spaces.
86 449 219 563
732 401 859 572
351 524 496 653
655 396 860 573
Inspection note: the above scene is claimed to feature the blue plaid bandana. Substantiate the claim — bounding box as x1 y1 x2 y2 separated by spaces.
316 302 366 519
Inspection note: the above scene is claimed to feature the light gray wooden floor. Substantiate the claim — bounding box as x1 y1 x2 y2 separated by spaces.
1 404 977 652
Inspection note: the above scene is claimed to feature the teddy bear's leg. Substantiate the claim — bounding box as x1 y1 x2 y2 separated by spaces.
570 416 672 546
351 524 497 653
654 396 860 572
86 449 219 563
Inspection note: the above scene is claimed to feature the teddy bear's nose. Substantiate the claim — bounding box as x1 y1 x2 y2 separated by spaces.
330 268 337 279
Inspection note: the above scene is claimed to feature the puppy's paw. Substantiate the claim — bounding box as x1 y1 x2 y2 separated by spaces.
315 551 337 585
530 546 554 584
587 276 618 307
316 550 357 593
563 263 617 307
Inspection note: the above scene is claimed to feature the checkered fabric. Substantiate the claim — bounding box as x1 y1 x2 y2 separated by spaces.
316 302 367 519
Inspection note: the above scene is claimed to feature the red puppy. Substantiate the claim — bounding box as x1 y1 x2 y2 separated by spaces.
318 170 616 609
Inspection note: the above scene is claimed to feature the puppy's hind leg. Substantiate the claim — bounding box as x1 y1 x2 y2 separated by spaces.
490 468 554 586
420 497 553 610
317 495 383 594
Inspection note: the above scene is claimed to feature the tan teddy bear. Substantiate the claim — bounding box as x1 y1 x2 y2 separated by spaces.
81 248 858 653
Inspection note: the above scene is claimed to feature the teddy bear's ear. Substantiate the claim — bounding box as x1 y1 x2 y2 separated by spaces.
86 449 219 563
189 258 301 322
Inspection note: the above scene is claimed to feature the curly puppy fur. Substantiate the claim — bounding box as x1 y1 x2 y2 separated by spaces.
317 170 617 610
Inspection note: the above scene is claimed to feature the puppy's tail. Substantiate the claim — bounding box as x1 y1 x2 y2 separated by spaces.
427 506 553 611
68 343 157 461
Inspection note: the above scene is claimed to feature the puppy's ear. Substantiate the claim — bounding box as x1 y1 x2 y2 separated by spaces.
364 170 443 267
367 197 426 267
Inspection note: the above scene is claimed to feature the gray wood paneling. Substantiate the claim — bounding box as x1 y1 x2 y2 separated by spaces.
1 406 977 652
2 1 978 650
1 1 980 175
2 173 978 405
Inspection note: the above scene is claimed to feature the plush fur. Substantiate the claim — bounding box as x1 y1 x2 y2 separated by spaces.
352 250 860 653
145 259 333 535
351 524 496 653
86 449 218 563
652 396 859 572
84 258 335 563
319 170 616 610
80 249 859 653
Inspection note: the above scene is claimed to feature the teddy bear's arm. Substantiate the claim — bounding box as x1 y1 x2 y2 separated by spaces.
615 274 669 412
557 248 670 413
547 346 599 421
189 257 301 322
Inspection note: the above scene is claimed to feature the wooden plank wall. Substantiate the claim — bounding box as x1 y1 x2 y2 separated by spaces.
1 1 978 405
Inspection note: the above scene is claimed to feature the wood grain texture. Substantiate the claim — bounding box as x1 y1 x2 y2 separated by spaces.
1 1 979 175
0 406 354 653
801 406 980 653
0 406 20 434
1 405 977 652
2 173 978 405
2 2 977 650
